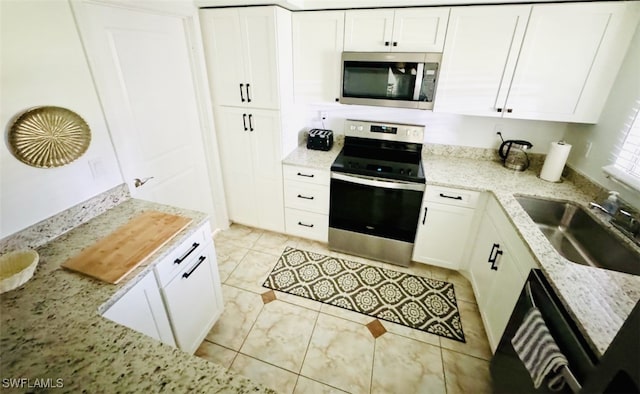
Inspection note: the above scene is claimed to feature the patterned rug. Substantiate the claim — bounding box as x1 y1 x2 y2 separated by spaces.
263 247 465 342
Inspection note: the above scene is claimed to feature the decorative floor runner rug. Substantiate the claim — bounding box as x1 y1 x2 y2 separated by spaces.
263 247 465 342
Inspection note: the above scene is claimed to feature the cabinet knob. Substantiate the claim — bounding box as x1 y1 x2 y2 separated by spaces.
239 83 245 102
497 108 503 113
393 42 398 47
506 108 513 113
384 41 390 46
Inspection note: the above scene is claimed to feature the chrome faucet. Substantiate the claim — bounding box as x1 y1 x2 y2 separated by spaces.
590 193 640 245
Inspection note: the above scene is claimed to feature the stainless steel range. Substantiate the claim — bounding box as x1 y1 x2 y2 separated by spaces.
329 119 426 267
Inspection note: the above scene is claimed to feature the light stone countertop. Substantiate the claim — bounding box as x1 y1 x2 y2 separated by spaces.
283 143 640 357
0 198 274 393
282 137 343 169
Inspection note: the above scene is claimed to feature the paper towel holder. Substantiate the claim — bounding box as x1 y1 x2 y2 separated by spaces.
539 141 572 182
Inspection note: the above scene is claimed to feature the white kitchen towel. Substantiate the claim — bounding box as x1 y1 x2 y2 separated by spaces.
511 307 569 391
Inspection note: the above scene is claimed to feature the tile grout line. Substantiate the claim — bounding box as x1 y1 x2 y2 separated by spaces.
369 338 377 394
440 343 449 394
291 309 321 394
217 247 250 284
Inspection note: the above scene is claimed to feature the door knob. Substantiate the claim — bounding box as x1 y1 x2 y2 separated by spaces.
133 177 154 188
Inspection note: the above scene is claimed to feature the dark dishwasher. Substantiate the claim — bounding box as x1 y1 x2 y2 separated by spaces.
491 269 598 393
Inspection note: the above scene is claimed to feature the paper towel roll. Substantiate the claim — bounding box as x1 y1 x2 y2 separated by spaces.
540 141 572 182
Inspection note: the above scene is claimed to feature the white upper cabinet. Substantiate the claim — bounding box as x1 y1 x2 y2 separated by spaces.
344 8 450 52
293 11 344 104
344 9 394 52
200 7 285 110
434 5 530 118
392 8 450 52
505 2 640 123
435 2 640 123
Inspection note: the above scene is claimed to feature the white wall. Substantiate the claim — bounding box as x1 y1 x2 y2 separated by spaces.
563 22 640 207
0 0 123 238
300 104 567 154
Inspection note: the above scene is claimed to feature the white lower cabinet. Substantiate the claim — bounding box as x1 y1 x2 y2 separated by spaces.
160 242 222 354
285 208 329 242
412 186 483 270
468 196 539 352
282 164 329 242
103 221 223 354
102 271 176 347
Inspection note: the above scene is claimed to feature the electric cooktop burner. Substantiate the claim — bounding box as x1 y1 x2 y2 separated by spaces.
330 120 426 183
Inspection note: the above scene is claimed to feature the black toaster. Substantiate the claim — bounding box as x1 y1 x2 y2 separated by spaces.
306 129 334 151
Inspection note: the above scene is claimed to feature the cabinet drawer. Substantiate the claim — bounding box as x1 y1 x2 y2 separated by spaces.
283 164 330 186
285 208 328 242
284 180 329 214
161 242 220 353
154 222 211 287
425 186 480 208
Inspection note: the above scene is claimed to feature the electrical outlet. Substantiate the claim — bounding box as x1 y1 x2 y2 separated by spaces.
319 111 328 121
585 141 593 158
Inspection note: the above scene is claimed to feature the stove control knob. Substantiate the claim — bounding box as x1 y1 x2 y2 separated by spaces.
357 126 364 132
349 125 356 131
406 130 411 136
407 169 412 175
399 169 405 174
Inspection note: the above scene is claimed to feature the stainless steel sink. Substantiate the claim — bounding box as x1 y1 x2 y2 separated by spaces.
515 195 640 276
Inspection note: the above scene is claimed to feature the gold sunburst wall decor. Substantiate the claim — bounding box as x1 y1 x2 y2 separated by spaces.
8 106 91 168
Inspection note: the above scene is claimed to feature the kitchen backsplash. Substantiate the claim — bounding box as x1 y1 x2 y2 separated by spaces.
299 104 568 155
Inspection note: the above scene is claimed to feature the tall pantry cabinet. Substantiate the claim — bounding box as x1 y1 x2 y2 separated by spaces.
200 6 295 232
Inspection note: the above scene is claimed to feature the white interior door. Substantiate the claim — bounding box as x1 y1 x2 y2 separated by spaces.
73 1 216 220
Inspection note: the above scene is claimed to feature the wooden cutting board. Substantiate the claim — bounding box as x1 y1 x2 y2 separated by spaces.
62 211 192 284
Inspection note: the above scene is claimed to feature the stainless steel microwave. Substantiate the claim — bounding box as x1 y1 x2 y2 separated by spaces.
340 52 442 110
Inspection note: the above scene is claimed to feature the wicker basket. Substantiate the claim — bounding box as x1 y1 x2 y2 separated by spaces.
0 250 39 294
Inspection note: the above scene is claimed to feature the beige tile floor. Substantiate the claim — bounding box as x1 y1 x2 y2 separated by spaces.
196 224 494 394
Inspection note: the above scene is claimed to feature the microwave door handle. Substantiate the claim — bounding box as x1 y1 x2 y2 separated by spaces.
413 63 425 101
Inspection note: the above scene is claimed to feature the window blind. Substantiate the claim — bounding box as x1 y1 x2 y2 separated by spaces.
603 99 640 191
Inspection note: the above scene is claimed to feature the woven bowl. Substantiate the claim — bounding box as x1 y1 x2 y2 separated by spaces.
0 250 39 293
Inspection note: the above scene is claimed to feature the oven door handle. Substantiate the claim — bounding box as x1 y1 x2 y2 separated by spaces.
331 172 425 192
